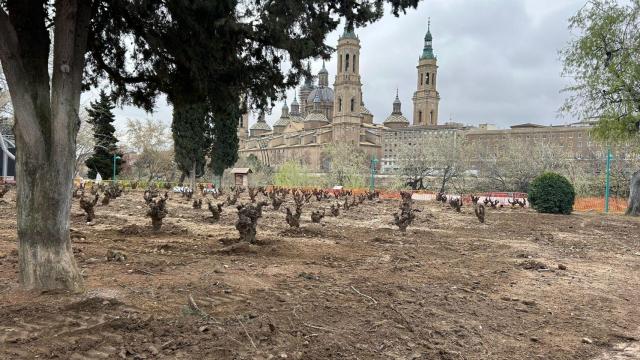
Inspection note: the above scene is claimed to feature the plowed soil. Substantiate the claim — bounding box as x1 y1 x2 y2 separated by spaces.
0 190 639 359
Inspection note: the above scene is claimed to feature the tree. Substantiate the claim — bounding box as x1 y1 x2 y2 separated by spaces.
323 143 367 188
172 102 211 189
208 104 240 180
75 112 94 177
0 65 11 119
85 90 122 179
396 133 470 193
124 118 174 181
477 138 567 193
0 0 420 291
561 0 640 215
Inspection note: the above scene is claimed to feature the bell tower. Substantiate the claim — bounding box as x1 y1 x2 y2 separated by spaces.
412 19 440 126
332 23 363 144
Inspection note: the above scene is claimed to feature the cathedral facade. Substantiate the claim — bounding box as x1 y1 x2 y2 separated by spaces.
237 22 440 172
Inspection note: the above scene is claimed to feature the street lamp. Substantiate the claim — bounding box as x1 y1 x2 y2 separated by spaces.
113 154 121 182
370 157 379 191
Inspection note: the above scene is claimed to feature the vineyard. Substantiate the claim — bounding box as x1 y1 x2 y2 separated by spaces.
0 185 639 359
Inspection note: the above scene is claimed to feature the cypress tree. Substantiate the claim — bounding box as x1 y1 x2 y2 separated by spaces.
171 101 211 186
209 104 240 178
85 90 123 180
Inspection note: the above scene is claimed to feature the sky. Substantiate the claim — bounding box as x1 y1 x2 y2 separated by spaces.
107 0 586 131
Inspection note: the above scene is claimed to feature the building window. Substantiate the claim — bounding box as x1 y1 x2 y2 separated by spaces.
338 55 342 73
426 73 430 85
418 111 423 124
433 73 436 87
338 98 342 112
345 54 350 72
429 111 434 124
350 98 355 112
420 73 423 85
353 54 357 73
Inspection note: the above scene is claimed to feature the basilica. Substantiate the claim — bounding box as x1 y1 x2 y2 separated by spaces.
237 21 440 171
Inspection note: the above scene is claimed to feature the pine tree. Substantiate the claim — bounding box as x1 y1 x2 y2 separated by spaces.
85 90 123 180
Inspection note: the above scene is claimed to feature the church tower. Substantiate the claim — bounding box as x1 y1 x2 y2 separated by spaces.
332 24 363 145
299 62 315 116
412 19 440 126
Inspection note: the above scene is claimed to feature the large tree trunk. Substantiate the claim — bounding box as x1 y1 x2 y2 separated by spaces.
17 157 83 291
0 1 91 291
626 170 640 216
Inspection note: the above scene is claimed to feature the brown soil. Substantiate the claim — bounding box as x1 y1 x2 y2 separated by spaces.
1 191 639 359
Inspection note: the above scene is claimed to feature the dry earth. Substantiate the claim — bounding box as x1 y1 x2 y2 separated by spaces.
0 189 639 359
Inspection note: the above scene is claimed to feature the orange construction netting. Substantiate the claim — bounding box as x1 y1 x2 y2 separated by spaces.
574 197 627 213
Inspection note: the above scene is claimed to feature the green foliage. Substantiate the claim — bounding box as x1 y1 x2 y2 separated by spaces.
85 90 122 179
172 102 210 179
561 0 640 143
323 143 368 188
208 104 240 177
528 173 576 215
274 161 317 187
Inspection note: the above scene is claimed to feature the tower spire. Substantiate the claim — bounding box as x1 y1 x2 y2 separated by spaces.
421 18 435 60
393 89 402 114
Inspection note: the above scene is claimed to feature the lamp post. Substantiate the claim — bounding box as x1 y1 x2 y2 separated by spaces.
113 154 121 182
370 157 379 191
604 147 612 213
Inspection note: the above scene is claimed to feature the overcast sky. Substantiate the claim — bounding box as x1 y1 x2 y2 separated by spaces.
108 0 586 131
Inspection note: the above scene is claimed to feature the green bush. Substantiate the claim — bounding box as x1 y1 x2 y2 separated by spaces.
528 172 576 215
273 161 315 187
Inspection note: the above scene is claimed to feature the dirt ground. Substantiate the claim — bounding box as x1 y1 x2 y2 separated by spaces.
1 189 639 360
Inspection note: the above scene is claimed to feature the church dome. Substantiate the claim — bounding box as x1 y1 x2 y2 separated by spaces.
250 113 271 131
250 121 272 131
307 86 334 103
304 112 329 124
273 116 291 127
384 90 409 127
384 114 409 125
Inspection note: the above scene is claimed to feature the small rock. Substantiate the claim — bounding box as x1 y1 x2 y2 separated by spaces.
199 325 210 333
558 264 567 270
530 337 540 342
279 353 288 359
106 249 127 262
582 337 593 344
148 345 159 355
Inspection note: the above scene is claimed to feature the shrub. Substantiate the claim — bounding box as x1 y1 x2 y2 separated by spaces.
528 172 576 215
273 161 314 187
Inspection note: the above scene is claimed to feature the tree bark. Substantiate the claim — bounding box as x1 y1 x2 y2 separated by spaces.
0 1 91 291
626 170 640 216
